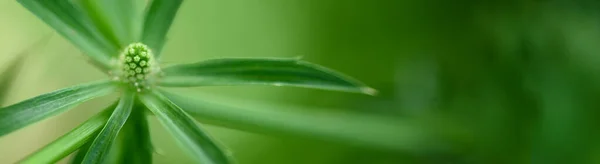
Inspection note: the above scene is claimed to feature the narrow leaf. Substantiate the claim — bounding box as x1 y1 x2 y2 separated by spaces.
94 0 146 45
0 56 27 105
76 0 124 50
82 92 135 164
0 81 117 137
116 99 153 164
141 0 183 56
139 91 232 164
159 58 377 95
19 104 116 164
17 0 115 70
70 139 92 164
0 34 53 105
162 91 453 152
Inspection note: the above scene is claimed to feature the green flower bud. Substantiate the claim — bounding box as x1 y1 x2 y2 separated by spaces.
116 43 158 92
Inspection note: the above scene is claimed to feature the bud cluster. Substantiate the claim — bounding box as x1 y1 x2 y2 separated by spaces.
115 43 159 92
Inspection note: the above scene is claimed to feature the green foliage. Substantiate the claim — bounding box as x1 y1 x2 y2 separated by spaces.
160 58 376 95
140 91 233 164
161 90 443 152
0 81 116 137
20 105 115 164
76 0 124 51
16 0 115 70
92 0 144 46
82 92 134 164
1 0 377 163
116 99 153 164
141 0 183 56
70 141 93 164
0 54 28 105
0 34 52 105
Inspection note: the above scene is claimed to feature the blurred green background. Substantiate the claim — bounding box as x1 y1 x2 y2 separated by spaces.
3 0 600 163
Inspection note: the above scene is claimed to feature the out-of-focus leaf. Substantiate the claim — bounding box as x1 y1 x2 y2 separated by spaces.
141 0 183 57
162 90 445 152
17 0 115 70
70 140 92 164
0 57 27 106
76 0 124 50
0 81 117 137
0 34 53 105
94 0 146 45
159 58 377 95
82 92 134 164
140 91 232 164
116 99 153 164
19 104 116 164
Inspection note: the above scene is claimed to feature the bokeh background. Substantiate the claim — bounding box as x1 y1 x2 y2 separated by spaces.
2 0 600 163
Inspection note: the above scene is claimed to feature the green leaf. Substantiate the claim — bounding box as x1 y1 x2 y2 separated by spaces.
162 91 452 152
76 0 125 50
0 56 27 106
70 140 92 164
0 34 53 105
0 81 117 137
114 98 153 164
159 58 377 95
0 35 52 106
96 0 146 45
141 0 183 57
139 91 232 164
17 0 116 70
19 104 116 164
82 91 135 164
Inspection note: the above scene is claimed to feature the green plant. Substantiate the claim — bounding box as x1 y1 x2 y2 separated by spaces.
1 0 376 163
0 35 52 105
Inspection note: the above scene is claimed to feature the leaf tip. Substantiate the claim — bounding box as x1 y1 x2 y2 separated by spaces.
293 55 304 60
224 149 237 163
155 147 167 157
362 87 378 96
